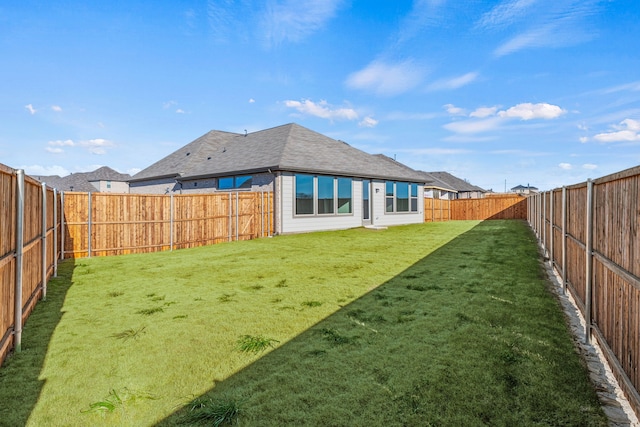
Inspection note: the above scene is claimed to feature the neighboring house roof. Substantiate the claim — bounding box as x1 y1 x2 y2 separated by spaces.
418 172 457 193
131 123 428 183
511 185 538 191
35 166 131 192
423 171 486 193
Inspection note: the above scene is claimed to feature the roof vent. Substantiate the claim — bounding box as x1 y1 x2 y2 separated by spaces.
207 156 212 160
186 152 190 156
222 147 226 153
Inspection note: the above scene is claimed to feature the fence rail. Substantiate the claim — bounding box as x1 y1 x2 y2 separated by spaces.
529 165 640 417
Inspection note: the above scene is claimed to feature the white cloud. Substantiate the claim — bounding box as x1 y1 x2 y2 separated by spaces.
582 163 597 170
559 163 572 170
358 117 378 128
483 0 601 56
444 104 466 116
262 0 343 47
593 118 640 143
48 139 75 147
176 109 186 114
427 72 478 91
470 106 499 118
25 104 37 115
163 100 177 109
477 0 537 29
346 60 425 96
498 103 566 120
46 147 64 154
443 117 504 134
51 105 62 112
22 165 70 177
79 138 114 155
249 98 256 103
284 99 358 121
579 136 589 143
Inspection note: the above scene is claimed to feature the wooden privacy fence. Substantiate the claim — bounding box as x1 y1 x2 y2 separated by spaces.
424 195 527 222
529 165 640 416
1 165 61 368
62 191 274 258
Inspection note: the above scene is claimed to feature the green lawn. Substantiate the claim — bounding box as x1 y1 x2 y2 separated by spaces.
0 221 607 426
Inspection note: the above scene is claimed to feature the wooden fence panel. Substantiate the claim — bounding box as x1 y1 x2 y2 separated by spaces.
450 195 527 220
0 166 17 366
530 165 640 416
1 165 61 367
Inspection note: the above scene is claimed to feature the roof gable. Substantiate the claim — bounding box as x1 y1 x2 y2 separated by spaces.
424 171 486 192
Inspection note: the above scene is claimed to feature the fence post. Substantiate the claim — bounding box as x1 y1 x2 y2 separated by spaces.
41 182 47 301
260 191 264 237
87 193 92 258
53 189 58 276
542 191 547 255
14 170 25 353
60 192 65 259
235 191 239 241
549 189 554 267
561 186 567 294
228 192 232 242
170 193 174 251
585 179 594 344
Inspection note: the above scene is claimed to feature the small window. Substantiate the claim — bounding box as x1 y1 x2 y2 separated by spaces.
218 175 252 190
106 180 111 189
386 181 419 213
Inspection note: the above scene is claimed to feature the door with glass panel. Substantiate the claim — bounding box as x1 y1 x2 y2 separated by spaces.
362 179 371 225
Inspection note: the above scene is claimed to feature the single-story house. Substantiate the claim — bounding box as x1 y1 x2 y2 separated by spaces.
129 123 430 234
511 184 538 195
421 171 486 199
35 166 131 193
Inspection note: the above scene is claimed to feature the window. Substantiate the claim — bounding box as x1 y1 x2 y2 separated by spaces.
385 181 419 213
295 174 314 215
106 180 111 189
294 174 352 216
337 178 352 213
317 176 334 214
219 175 252 190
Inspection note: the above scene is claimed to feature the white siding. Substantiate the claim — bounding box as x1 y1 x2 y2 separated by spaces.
370 180 424 227
280 173 364 234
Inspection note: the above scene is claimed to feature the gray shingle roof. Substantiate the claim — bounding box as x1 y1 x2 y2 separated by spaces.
131 123 428 183
35 166 131 192
422 171 486 193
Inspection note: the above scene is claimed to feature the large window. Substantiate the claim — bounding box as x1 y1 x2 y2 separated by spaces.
219 175 252 190
294 174 353 216
295 174 314 215
386 181 419 213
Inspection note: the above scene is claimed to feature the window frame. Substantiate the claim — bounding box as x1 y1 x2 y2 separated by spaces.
218 175 253 190
385 181 420 214
294 174 353 217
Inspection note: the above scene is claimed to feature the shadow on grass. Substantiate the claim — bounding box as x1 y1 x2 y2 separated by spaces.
0 258 76 426
155 220 607 426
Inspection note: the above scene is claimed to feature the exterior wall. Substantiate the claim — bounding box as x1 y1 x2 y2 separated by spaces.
370 180 424 227
279 173 364 234
279 173 423 234
129 173 275 195
129 177 180 194
91 180 130 193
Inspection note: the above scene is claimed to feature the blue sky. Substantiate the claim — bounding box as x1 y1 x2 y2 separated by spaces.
1 0 639 191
